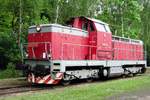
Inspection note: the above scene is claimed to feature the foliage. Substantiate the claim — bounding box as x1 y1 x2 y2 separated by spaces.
97 0 143 38
0 63 22 79
0 0 150 70
0 32 20 69
140 0 150 65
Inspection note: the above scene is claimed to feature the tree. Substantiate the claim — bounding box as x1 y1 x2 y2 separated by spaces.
0 0 150 69
140 0 150 65
97 0 142 38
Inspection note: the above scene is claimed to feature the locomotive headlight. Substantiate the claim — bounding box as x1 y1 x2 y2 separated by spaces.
36 25 41 32
43 52 46 59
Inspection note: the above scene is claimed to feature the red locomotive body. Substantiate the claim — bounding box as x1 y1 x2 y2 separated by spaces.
112 36 143 60
23 17 146 85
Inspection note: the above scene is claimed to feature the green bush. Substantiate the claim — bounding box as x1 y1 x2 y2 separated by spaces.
0 63 22 79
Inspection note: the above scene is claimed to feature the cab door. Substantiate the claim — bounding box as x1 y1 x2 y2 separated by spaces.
95 23 112 60
88 22 97 60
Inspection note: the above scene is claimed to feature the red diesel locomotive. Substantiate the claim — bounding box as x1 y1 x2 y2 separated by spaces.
23 16 146 85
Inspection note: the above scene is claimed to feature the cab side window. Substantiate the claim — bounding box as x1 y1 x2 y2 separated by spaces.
82 22 88 31
89 22 95 32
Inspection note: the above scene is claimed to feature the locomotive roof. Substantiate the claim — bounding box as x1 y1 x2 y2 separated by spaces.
69 16 108 25
85 17 108 25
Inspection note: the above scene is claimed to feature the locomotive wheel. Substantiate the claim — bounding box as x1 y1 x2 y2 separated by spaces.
122 74 127 78
61 80 71 86
61 73 71 86
102 68 110 79
133 73 137 76
86 78 93 83
141 67 146 74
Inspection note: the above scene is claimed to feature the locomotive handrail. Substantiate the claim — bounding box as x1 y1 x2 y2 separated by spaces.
61 42 113 60
23 42 51 45
112 35 143 44
22 42 51 60
61 42 97 60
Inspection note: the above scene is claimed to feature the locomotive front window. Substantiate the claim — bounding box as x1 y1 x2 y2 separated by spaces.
95 22 107 32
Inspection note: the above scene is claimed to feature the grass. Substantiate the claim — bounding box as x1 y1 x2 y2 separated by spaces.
0 74 150 100
0 69 22 79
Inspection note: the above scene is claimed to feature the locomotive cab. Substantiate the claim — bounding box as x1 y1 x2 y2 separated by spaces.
67 17 112 60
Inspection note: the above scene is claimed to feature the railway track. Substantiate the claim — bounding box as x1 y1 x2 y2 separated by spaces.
0 84 55 96
0 85 31 96
0 73 147 97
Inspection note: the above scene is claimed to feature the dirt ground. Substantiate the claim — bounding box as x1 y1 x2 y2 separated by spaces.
0 77 27 88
